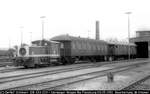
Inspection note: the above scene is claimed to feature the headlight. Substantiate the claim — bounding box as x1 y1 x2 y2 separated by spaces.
19 48 27 56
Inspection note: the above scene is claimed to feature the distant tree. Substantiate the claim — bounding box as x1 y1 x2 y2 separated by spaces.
22 43 28 46
14 45 18 50
7 48 15 57
105 38 128 43
105 38 119 42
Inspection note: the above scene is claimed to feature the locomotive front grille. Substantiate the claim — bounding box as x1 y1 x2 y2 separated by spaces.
19 48 27 56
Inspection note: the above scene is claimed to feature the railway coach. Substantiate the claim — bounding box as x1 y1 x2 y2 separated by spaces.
107 42 137 61
51 34 109 64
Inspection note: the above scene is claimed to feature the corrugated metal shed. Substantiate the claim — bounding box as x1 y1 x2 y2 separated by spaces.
130 30 150 58
130 36 150 42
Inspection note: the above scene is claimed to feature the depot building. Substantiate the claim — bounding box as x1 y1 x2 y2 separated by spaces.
130 30 150 58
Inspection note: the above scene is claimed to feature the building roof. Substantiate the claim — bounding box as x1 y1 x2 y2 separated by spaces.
130 36 150 42
136 30 150 32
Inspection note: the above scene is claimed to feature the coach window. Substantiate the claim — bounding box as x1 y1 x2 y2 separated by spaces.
87 43 89 50
96 45 98 50
85 42 88 49
81 42 83 49
82 42 84 49
45 43 47 46
92 45 94 50
97 45 99 50
105 45 107 51
60 43 64 49
80 42 82 49
88 43 91 50
101 45 103 51
77 42 81 49
93 45 95 50
72 42 75 49
82 42 85 49
83 42 87 50
91 44 93 50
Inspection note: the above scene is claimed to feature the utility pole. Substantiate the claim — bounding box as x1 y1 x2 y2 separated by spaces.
20 26 24 47
30 32 32 44
125 12 132 60
40 16 46 46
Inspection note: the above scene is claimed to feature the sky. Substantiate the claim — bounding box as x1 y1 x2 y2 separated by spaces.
0 0 150 48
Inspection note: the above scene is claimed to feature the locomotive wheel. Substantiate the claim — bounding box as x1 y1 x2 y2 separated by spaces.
61 58 67 65
34 64 39 68
24 65 29 68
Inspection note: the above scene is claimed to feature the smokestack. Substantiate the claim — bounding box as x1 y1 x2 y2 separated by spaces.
96 21 100 40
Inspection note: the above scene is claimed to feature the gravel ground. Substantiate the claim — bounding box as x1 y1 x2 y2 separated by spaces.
0 59 147 79
0 66 111 90
0 63 96 78
53 62 150 90
0 59 148 90
128 74 150 90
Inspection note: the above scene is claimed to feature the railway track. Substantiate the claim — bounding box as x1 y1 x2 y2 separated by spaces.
0 62 13 67
0 58 145 73
2 61 148 90
121 74 150 90
0 58 146 83
0 66 22 73
0 63 104 84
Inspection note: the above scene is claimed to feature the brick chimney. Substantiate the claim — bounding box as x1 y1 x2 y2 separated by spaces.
96 21 100 40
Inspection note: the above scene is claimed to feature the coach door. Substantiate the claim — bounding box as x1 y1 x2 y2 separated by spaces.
108 44 115 56
60 41 71 56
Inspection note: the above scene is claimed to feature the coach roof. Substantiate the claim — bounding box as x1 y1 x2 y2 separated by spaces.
51 34 107 43
107 41 136 46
